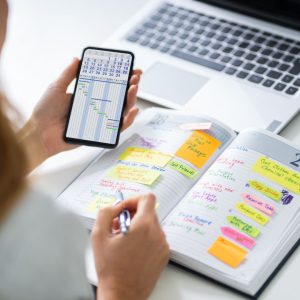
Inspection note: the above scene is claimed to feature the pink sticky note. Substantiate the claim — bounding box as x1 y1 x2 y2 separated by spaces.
221 226 256 249
242 193 275 216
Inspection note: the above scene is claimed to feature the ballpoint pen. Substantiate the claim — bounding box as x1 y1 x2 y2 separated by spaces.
115 190 131 235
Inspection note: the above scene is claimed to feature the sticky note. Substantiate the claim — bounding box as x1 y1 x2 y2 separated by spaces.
208 236 248 268
253 156 300 195
242 193 275 216
236 202 270 225
86 195 115 212
168 160 199 178
221 226 256 249
175 131 221 168
227 216 260 238
107 165 161 185
119 147 172 167
248 180 282 201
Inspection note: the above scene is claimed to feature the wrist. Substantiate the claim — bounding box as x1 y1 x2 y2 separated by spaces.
97 280 142 300
17 120 49 172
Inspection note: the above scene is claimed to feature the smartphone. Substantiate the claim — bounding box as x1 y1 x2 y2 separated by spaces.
64 47 134 148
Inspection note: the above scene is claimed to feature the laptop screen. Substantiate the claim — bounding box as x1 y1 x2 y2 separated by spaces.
198 0 300 30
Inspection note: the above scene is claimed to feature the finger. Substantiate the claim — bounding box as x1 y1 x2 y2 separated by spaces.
135 193 156 218
121 107 139 132
94 204 124 235
112 217 120 230
133 69 143 76
53 57 80 90
124 85 138 116
130 74 141 85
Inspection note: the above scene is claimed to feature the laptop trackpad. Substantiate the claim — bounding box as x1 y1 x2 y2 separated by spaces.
140 63 209 105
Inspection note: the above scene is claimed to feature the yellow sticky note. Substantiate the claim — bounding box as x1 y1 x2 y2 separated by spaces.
168 160 198 178
236 202 270 225
107 165 161 185
175 131 221 168
253 157 300 195
208 236 248 268
119 147 172 167
86 195 115 212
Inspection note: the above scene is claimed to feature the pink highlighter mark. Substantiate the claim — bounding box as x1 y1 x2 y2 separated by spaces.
242 193 275 216
221 226 256 250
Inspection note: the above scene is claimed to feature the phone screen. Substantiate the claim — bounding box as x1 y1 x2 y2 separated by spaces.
65 47 134 148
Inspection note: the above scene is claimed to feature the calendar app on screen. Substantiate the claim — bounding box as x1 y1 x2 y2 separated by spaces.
65 48 133 147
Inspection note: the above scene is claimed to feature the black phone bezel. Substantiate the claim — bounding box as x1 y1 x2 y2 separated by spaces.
64 46 134 149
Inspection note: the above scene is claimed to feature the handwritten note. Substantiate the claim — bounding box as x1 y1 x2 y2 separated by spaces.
253 157 300 195
227 216 260 238
208 236 248 268
207 169 236 181
86 195 115 212
107 165 161 185
242 193 275 216
248 180 282 201
236 202 270 225
119 147 173 167
221 226 256 249
175 131 221 168
168 160 198 178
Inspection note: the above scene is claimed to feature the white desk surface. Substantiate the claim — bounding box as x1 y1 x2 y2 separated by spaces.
2 0 299 299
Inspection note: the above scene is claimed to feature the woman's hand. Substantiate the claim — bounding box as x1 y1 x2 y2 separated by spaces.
30 58 142 157
20 58 142 171
92 194 169 300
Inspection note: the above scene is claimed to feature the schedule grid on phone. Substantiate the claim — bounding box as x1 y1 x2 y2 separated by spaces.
66 49 132 144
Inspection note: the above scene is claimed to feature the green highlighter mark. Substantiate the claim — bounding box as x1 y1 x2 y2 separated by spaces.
248 180 282 202
227 215 260 238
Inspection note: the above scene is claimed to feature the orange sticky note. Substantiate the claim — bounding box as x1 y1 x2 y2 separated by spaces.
175 131 221 168
208 236 248 268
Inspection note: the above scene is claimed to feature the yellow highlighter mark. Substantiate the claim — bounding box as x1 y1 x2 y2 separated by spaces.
86 195 115 213
253 156 300 195
208 236 248 268
119 147 173 167
175 130 221 168
107 165 161 185
236 202 269 225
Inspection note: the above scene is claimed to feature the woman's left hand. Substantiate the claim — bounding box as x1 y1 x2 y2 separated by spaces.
29 58 142 158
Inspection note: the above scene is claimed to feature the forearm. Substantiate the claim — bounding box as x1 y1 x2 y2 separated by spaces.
17 120 48 173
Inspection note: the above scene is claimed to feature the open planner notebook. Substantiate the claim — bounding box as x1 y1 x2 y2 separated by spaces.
57 108 300 298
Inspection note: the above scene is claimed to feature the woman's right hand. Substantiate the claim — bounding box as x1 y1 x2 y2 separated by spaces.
92 193 169 300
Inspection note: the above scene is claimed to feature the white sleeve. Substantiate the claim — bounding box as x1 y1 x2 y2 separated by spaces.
0 189 94 300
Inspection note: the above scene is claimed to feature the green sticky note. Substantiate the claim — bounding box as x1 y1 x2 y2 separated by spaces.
248 180 282 201
168 160 198 178
227 215 260 238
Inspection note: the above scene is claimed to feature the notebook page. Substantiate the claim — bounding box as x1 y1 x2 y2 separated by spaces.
162 128 300 283
57 108 235 223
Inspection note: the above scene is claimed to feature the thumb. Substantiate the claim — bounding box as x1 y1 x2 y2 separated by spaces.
94 204 124 235
53 57 80 90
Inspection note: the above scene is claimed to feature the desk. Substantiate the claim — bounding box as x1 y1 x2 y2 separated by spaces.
2 1 300 299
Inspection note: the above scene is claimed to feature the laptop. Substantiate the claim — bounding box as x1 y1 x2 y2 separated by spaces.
104 0 300 133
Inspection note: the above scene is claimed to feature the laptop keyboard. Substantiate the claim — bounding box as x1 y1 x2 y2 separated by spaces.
126 2 300 96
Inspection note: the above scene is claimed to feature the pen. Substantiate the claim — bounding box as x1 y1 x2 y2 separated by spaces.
115 190 131 235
